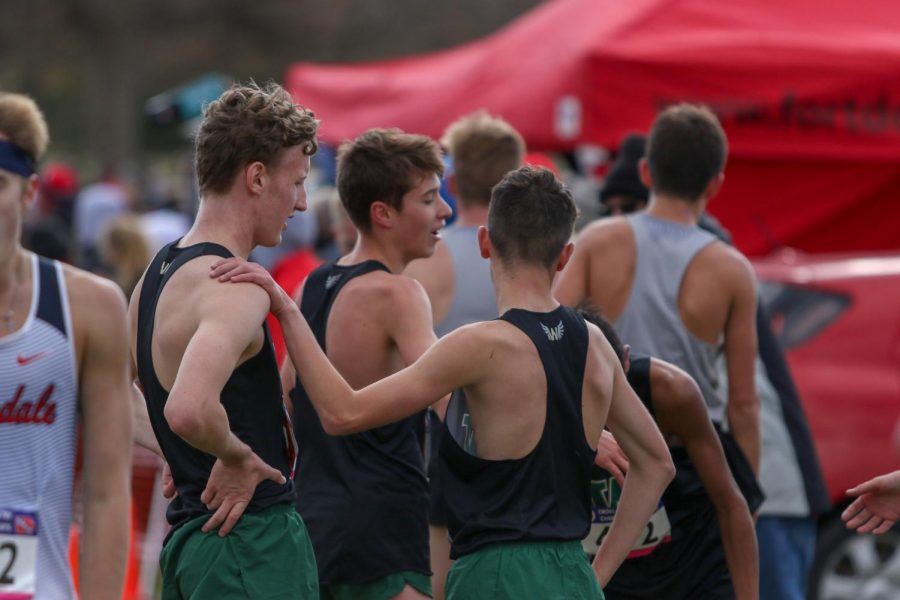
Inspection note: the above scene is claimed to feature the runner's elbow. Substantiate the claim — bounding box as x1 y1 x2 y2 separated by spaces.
164 400 205 440
650 432 676 482
633 450 675 486
319 409 361 436
659 454 676 485
643 451 676 487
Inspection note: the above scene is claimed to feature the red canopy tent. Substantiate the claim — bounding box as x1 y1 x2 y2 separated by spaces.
286 0 900 256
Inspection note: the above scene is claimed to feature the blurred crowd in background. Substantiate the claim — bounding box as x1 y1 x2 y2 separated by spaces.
22 145 620 303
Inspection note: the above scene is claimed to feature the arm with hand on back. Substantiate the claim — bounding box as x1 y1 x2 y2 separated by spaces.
651 358 758 600
165 278 286 536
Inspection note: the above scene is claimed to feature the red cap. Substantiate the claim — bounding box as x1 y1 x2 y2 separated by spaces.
41 163 79 198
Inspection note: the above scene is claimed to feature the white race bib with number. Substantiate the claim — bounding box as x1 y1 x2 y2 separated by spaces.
583 504 672 558
0 509 38 600
583 476 672 559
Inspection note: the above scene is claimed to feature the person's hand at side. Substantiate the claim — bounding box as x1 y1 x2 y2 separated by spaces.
843 471 900 535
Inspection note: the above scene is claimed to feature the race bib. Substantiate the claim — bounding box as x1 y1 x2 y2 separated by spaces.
0 509 38 600
582 477 672 559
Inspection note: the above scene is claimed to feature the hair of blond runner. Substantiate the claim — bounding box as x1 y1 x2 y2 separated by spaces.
442 111 524 207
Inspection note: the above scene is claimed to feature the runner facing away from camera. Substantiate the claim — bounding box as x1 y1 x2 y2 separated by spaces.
582 309 758 600
554 104 761 477
404 111 525 599
211 166 675 600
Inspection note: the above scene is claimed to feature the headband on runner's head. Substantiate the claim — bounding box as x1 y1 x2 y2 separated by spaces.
0 140 36 177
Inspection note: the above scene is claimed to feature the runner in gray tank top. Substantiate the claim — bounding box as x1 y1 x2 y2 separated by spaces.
615 213 726 421
555 104 761 478
434 226 497 337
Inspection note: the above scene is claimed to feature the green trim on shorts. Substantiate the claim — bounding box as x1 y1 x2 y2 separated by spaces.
322 570 433 600
159 503 319 599
446 540 604 600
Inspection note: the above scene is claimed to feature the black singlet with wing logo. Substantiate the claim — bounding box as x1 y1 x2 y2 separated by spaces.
291 260 430 587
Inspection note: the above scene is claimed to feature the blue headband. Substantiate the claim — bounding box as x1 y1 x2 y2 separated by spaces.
0 140 36 177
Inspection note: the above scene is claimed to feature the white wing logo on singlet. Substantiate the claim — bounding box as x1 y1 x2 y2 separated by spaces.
325 274 342 289
541 321 565 341
160 261 171 275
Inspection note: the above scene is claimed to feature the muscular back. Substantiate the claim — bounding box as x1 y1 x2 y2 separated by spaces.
557 216 754 346
556 211 760 471
446 316 613 461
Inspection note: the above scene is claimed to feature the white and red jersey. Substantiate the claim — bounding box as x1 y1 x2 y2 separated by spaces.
0 255 78 600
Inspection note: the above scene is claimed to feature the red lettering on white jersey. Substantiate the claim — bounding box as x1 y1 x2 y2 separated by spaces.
0 383 56 424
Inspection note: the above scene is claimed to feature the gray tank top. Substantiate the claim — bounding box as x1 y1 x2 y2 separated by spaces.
615 213 727 422
435 226 497 337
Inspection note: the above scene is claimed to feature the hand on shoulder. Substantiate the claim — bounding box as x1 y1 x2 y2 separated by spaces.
209 257 293 318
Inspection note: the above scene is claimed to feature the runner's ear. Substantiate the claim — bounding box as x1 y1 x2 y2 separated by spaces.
477 226 491 259
370 200 393 230
555 242 574 272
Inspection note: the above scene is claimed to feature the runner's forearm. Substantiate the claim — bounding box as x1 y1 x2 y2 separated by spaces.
717 500 759 600
277 305 360 433
80 475 130 600
592 458 673 586
727 398 760 476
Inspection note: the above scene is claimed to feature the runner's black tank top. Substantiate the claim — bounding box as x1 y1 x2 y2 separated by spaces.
591 354 732 599
291 260 430 586
586 355 706 556
438 305 596 559
136 241 295 533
